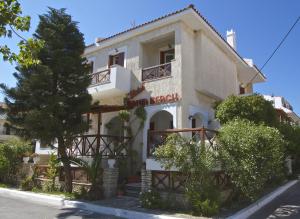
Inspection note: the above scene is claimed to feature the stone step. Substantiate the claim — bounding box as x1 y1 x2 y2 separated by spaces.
125 182 141 198
125 189 140 198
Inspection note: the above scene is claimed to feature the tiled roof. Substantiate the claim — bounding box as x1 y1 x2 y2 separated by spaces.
86 4 266 79
86 4 194 48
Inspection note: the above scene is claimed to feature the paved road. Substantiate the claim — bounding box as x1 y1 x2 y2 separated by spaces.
0 194 123 219
249 181 300 219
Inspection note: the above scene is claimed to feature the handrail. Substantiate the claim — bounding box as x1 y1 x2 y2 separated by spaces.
142 62 172 81
142 62 172 71
148 127 218 134
70 133 131 157
90 69 111 86
89 68 110 76
147 127 219 157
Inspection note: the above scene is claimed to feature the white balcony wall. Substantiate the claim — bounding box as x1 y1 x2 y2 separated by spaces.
88 65 131 98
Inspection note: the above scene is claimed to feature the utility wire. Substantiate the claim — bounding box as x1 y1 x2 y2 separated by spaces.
247 15 300 85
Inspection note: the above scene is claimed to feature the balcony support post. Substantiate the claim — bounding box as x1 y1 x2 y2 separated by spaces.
97 112 102 152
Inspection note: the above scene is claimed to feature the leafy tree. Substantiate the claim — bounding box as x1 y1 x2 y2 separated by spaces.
1 8 92 192
0 0 43 65
154 134 220 216
218 119 284 201
215 94 278 127
277 123 300 171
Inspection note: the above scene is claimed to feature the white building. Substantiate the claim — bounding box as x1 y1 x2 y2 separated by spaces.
264 95 300 125
35 5 265 190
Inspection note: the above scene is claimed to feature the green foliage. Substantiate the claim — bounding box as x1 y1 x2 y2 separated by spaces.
20 175 34 191
46 153 60 191
118 110 130 122
1 8 92 192
139 190 162 209
215 95 278 127
277 123 300 156
0 139 31 183
0 0 42 65
154 134 221 216
134 106 147 125
218 119 285 201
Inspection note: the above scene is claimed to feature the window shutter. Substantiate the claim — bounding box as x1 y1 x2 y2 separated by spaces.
109 55 113 67
118 52 125 66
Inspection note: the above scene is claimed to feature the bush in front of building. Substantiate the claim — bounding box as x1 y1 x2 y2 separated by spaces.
154 134 221 216
215 94 278 127
0 139 32 184
139 189 163 209
218 119 285 201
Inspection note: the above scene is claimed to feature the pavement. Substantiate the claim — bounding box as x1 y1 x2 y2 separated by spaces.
0 193 123 219
248 181 300 219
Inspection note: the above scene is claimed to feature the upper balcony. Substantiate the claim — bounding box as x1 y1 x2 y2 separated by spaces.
88 65 131 98
140 32 175 82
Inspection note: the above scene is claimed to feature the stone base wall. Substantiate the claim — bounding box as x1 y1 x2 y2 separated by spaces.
102 168 119 198
141 169 152 192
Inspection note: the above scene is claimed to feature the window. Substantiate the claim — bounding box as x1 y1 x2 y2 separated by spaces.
109 52 124 67
239 85 245 95
160 49 174 64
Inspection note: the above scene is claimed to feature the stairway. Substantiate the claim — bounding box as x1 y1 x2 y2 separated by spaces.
125 183 141 198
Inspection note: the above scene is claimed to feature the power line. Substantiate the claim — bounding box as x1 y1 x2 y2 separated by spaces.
247 15 300 84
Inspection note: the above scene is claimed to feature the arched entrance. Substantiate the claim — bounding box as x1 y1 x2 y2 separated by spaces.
149 110 174 131
148 110 174 156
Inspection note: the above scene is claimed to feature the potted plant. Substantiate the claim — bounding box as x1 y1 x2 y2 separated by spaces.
23 152 31 163
31 153 40 164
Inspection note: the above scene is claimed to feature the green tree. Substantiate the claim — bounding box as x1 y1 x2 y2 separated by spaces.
218 119 284 201
1 8 92 192
215 94 278 127
0 0 43 65
154 134 220 216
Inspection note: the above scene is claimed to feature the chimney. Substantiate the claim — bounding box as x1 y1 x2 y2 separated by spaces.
226 29 237 50
95 37 104 44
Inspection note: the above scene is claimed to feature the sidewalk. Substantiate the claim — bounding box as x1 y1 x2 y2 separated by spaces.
248 181 300 219
0 187 207 219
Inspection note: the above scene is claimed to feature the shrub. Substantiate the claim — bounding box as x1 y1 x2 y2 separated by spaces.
215 94 278 127
0 139 32 183
154 134 221 216
218 119 285 200
46 153 60 191
20 176 34 191
139 190 162 209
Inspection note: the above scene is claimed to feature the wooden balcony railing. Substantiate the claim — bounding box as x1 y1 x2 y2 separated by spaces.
147 127 218 157
142 62 171 81
69 134 131 158
90 69 110 86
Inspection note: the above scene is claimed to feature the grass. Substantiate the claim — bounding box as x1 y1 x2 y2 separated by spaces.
0 183 8 188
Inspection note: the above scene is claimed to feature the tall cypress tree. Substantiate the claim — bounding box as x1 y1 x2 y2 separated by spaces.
1 8 92 192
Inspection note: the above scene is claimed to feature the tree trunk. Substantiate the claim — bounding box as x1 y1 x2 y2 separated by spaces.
58 138 73 193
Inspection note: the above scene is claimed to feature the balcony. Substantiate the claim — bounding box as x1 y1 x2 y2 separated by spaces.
142 62 172 81
88 65 131 98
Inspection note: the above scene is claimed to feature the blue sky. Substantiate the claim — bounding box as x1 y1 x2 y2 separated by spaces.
0 0 299 114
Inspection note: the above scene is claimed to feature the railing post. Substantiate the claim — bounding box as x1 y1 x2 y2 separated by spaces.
200 127 205 146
